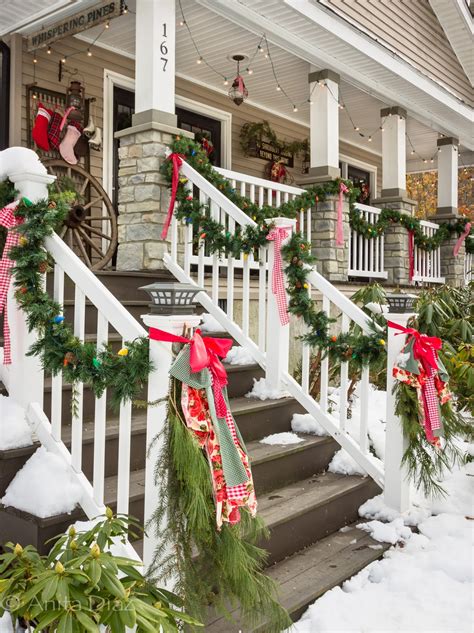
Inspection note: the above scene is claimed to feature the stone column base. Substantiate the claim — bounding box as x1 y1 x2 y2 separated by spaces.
114 118 192 271
372 195 416 286
433 212 466 286
311 195 349 282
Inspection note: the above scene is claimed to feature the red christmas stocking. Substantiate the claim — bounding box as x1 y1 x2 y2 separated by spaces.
32 103 53 151
59 122 82 165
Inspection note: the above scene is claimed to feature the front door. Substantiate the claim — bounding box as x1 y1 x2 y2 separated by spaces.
112 86 135 211
176 107 222 166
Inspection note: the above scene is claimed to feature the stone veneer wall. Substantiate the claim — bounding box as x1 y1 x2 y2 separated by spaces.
116 127 175 271
311 196 349 282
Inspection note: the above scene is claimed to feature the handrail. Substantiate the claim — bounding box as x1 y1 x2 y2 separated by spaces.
354 202 382 214
306 267 379 333
215 166 305 196
180 161 256 228
45 234 146 341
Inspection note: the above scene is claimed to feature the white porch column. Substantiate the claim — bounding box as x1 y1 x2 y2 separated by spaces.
307 69 341 180
383 311 411 513
380 106 407 198
436 137 459 215
134 0 177 127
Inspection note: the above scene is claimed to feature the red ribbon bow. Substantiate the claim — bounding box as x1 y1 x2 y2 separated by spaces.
453 222 471 257
0 201 22 365
149 327 233 417
161 153 185 241
336 182 348 247
267 226 291 326
388 321 442 373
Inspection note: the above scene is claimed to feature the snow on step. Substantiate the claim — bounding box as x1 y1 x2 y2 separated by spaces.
1 446 82 518
0 395 33 450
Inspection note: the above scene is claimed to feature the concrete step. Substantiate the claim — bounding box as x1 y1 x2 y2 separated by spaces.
206 524 390 631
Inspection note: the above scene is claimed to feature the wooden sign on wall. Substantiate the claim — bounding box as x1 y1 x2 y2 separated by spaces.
256 141 294 167
27 1 121 51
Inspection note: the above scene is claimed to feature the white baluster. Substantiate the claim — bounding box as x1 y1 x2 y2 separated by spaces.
183 181 193 277
93 311 108 506
242 251 250 337
51 264 64 441
258 246 267 352
71 286 85 472
359 365 370 454
258 186 264 207
211 200 220 304
117 396 132 515
320 297 330 412
170 215 178 263
249 184 255 203
339 313 349 432
226 216 235 320
301 284 311 394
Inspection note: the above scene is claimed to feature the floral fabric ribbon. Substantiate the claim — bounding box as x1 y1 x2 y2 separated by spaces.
0 201 22 365
266 226 291 326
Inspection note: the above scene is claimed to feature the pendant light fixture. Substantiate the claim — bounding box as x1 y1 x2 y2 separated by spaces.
228 54 248 106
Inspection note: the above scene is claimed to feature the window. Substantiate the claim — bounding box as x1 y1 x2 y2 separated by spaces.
339 157 376 204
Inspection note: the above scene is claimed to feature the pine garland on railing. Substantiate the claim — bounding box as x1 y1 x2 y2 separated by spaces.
4 194 151 410
161 137 386 366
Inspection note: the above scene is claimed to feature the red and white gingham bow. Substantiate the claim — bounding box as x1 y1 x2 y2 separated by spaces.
267 226 291 326
0 201 22 365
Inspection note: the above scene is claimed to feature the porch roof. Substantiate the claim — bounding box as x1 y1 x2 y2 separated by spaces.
2 0 473 165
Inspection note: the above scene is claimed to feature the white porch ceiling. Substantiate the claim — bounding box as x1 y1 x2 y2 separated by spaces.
0 0 99 37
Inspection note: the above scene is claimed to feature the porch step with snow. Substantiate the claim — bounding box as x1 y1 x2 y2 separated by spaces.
206 524 390 631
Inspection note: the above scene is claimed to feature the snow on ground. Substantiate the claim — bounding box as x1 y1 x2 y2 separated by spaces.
0 395 33 450
260 432 304 445
289 452 474 632
224 345 254 365
245 377 289 400
328 449 367 476
291 412 329 436
0 614 13 633
200 313 223 332
1 446 83 518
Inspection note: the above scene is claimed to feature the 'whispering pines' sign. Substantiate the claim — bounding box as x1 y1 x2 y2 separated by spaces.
256 141 294 168
27 2 121 51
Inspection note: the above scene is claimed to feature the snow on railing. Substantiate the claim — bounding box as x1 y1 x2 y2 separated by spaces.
412 220 445 284
166 158 385 486
349 204 387 279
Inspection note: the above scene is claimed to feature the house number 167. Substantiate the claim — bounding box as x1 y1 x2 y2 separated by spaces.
161 23 168 71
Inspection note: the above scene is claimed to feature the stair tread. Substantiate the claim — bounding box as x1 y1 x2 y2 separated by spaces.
257 472 371 527
247 434 333 466
206 524 389 631
229 395 298 414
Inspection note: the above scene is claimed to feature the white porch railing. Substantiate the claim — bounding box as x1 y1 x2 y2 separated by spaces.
168 159 387 488
215 167 312 243
348 204 387 279
465 238 472 284
412 220 445 284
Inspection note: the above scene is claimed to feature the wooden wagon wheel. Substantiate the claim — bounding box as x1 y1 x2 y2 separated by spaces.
44 160 118 270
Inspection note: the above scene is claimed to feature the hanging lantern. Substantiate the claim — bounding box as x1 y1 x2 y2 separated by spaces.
228 55 248 106
66 80 85 114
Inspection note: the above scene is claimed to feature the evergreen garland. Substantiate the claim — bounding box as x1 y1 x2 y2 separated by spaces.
149 377 291 631
395 382 471 496
161 137 386 365
6 195 151 410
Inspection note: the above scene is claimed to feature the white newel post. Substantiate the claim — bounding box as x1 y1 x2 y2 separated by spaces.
383 312 412 513
5 171 55 409
141 312 201 574
265 217 296 393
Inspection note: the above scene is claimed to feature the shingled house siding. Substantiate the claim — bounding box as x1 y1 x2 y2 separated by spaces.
324 0 473 106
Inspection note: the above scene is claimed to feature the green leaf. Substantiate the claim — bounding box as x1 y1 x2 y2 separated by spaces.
41 575 59 602
35 609 63 630
57 612 74 633
75 610 100 633
100 569 126 599
88 559 101 586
